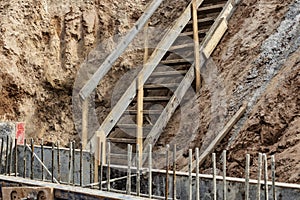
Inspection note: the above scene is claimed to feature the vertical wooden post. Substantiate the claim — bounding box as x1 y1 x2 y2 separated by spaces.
223 150 227 200
188 149 193 200
72 141 76 185
245 154 250 200
192 0 201 92
9 138 13 176
107 142 111 191
263 154 269 200
96 131 106 184
51 143 55 183
126 144 132 195
271 155 276 200
257 153 262 200
165 145 170 200
136 144 141 196
137 74 143 167
212 153 217 200
173 144 177 200
82 98 89 149
99 142 104 190
148 144 152 198
5 136 9 175
68 141 72 185
144 22 149 64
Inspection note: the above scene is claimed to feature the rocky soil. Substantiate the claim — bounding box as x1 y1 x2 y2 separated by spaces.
0 0 299 183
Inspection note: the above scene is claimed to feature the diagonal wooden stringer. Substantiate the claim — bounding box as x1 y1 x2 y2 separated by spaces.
80 0 241 167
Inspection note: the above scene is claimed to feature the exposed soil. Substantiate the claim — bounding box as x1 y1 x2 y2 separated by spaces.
0 0 299 184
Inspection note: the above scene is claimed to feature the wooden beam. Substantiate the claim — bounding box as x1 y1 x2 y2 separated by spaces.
137 74 143 166
181 103 247 172
79 0 164 100
82 99 88 149
192 0 201 92
203 17 228 58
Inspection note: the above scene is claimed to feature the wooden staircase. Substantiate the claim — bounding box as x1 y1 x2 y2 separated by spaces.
80 0 240 166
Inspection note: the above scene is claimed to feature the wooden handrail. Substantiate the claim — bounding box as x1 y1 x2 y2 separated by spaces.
79 0 164 100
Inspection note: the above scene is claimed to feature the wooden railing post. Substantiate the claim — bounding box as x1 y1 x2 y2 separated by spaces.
82 98 89 149
192 0 201 92
137 74 143 167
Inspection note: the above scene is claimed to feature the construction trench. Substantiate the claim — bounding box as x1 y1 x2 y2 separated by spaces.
0 0 300 199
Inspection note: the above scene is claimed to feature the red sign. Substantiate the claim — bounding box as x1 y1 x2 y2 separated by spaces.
16 122 25 145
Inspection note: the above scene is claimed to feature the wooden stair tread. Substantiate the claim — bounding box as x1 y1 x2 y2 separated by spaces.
144 83 179 89
108 138 137 144
151 70 188 77
143 96 170 102
169 43 194 51
198 2 226 12
126 110 162 115
117 124 153 129
161 58 192 65
187 16 215 25
180 29 209 37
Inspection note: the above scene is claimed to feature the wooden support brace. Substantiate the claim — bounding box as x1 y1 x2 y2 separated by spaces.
192 0 201 92
82 98 89 149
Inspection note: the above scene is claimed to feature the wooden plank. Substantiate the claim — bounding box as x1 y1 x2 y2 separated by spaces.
169 43 194 51
79 0 163 100
161 58 193 65
203 17 228 58
151 70 188 77
126 110 162 115
187 16 216 25
108 138 136 144
134 96 170 102
198 2 225 11
137 75 143 166
144 83 179 89
193 0 201 92
181 103 247 171
82 99 88 149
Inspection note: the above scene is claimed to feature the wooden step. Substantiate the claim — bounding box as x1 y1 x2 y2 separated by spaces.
142 96 170 102
180 28 209 37
126 110 162 115
160 58 192 65
151 70 188 77
108 138 137 144
198 2 225 12
117 124 153 130
144 83 179 89
169 43 194 51
187 16 215 25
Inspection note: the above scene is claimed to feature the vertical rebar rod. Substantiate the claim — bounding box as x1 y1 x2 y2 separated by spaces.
165 145 170 200
14 138 17 177
245 154 250 200
30 139 34 179
188 149 193 200
271 155 276 200
23 139 26 178
257 153 262 200
72 141 76 185
90 152 93 185
107 142 111 191
57 141 61 183
5 136 9 175
173 144 176 200
0 138 3 174
68 141 72 185
196 148 200 200
99 142 104 190
149 144 152 198
80 143 83 187
9 138 13 176
223 150 227 200
41 139 44 181
137 144 141 196
263 154 268 200
52 143 55 183
126 144 132 195
213 153 217 200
